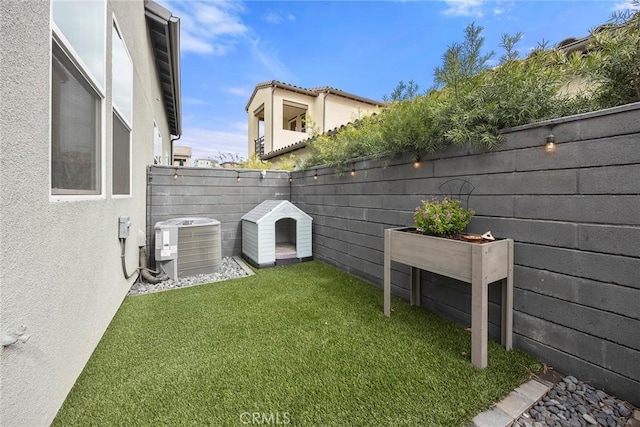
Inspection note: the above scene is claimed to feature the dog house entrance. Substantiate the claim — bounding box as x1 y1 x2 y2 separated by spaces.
275 218 297 262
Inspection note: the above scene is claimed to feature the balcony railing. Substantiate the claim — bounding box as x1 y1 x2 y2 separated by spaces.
255 136 264 159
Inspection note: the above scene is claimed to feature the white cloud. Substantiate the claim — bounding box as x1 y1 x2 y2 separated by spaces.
232 121 248 132
491 1 514 17
442 0 485 18
250 37 294 81
180 32 231 55
264 12 296 24
224 87 251 97
160 1 294 78
163 0 248 55
180 127 248 159
613 0 640 10
264 12 283 24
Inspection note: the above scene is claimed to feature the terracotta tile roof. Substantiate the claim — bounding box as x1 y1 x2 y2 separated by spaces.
261 118 371 160
245 80 385 111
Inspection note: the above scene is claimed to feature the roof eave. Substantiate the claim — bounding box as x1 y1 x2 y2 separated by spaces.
245 81 319 111
145 1 182 136
316 88 385 107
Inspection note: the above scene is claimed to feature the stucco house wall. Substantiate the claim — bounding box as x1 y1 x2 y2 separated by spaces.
247 86 273 153
246 81 383 161
323 95 379 130
0 1 177 424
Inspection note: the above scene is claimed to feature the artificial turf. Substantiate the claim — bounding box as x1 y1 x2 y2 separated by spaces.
54 260 540 426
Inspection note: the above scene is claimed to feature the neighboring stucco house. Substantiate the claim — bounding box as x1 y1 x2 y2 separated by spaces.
173 144 192 166
195 158 220 168
246 81 384 165
0 1 181 424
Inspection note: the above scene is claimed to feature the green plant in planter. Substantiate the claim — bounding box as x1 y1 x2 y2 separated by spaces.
414 197 474 235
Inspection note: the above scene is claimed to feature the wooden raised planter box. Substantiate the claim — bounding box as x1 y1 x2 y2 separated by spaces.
383 227 513 368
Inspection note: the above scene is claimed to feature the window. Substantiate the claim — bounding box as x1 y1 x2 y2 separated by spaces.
111 23 132 123
52 0 105 90
51 44 102 195
282 100 307 133
112 112 130 195
111 21 132 195
51 0 105 197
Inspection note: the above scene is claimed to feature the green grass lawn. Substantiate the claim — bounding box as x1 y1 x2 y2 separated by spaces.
54 261 539 426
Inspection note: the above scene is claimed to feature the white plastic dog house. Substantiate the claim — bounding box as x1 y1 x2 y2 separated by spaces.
241 200 313 268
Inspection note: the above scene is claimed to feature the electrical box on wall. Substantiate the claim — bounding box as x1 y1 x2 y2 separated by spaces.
118 216 131 238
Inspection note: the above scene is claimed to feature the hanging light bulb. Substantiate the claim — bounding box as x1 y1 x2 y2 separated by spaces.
173 168 178 180
413 157 421 169
313 170 318 180
545 133 556 153
236 171 241 182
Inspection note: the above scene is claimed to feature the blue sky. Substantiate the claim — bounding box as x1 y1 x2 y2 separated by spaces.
159 0 637 162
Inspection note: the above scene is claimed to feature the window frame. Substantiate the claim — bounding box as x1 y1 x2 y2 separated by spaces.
282 99 308 133
111 17 133 198
111 17 133 128
51 1 107 94
50 1 107 202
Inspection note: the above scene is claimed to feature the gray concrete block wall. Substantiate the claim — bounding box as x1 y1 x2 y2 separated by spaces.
290 103 640 405
145 104 639 405
147 166 290 259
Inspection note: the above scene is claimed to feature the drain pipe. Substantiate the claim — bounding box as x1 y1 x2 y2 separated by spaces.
138 246 169 284
120 234 169 284
170 134 181 165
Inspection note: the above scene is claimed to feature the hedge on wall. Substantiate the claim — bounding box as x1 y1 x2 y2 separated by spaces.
303 11 640 171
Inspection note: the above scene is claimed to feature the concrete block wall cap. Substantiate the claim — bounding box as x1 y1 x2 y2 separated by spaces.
500 101 640 134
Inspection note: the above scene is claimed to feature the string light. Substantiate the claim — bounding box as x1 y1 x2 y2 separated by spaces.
313 170 318 180
236 171 241 182
545 133 556 153
350 163 356 177
173 168 178 180
413 157 421 169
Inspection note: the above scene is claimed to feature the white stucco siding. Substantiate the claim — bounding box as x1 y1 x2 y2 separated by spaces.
323 95 379 131
0 1 172 425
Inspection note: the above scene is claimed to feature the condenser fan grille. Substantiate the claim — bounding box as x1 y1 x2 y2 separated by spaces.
177 225 221 277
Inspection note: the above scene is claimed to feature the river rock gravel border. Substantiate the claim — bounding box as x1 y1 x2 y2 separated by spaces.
512 375 637 427
128 256 254 296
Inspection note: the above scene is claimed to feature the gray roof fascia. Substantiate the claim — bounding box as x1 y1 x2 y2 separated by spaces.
145 0 182 136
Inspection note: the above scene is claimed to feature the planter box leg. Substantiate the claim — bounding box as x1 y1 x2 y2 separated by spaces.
501 239 514 350
384 229 391 317
471 245 488 369
410 267 421 307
